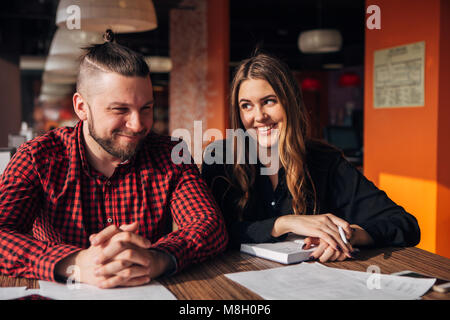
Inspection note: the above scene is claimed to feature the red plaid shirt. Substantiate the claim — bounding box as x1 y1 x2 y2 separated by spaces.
0 121 228 281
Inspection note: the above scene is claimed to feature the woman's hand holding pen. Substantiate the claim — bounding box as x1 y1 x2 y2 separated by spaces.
303 224 375 262
303 237 349 262
271 213 354 259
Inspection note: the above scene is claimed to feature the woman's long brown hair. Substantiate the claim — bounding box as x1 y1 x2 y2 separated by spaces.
228 53 317 218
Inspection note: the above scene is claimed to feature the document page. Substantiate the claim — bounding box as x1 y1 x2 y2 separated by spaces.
225 262 435 300
0 287 28 300
38 280 177 300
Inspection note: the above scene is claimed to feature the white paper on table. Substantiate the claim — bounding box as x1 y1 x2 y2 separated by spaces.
311 263 436 299
0 287 28 300
225 262 436 300
38 280 177 300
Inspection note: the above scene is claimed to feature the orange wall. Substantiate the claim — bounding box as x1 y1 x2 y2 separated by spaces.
364 0 449 257
436 0 450 257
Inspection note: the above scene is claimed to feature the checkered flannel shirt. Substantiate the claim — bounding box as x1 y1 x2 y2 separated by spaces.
0 121 228 281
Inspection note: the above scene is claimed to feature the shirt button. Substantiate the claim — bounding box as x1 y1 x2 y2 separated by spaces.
271 201 276 206
106 181 111 186
107 218 113 223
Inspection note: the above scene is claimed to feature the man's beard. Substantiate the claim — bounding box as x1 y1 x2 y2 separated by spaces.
87 117 146 162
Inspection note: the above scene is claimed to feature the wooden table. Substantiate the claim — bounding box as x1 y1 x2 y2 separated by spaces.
1 246 449 300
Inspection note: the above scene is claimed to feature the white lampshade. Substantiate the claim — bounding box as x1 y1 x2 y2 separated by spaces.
49 27 103 58
144 56 172 73
40 83 75 96
44 55 79 76
43 72 77 85
298 29 342 53
38 94 66 103
56 0 158 33
20 55 46 70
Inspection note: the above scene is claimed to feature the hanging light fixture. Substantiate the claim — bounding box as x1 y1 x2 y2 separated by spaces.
43 27 101 81
20 56 46 70
40 83 75 96
42 72 77 85
144 56 172 73
44 55 80 76
297 0 342 54
49 27 103 58
38 94 67 103
298 29 342 53
56 0 158 33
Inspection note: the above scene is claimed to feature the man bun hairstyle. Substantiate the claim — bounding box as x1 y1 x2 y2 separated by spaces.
103 28 115 43
76 29 150 95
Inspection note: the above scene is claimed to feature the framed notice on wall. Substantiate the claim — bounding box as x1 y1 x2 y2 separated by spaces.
374 41 425 108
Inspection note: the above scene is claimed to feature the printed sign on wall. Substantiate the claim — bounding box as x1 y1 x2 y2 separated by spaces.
374 41 425 108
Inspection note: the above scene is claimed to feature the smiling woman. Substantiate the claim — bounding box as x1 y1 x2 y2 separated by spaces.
238 79 285 152
229 53 312 217
201 52 420 264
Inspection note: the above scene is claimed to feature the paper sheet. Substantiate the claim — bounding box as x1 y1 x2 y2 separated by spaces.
0 151 11 175
0 287 30 300
225 262 436 300
38 280 177 300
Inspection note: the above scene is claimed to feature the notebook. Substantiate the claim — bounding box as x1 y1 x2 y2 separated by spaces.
240 234 316 264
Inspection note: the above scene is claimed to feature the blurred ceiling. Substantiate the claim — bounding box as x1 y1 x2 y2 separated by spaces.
0 0 365 72
230 0 365 70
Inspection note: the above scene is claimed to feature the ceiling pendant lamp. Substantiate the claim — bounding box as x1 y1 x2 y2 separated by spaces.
48 27 103 58
40 83 75 96
144 56 172 73
38 94 66 103
44 55 80 76
297 0 342 54
56 0 158 33
43 27 101 83
298 29 342 53
42 72 77 85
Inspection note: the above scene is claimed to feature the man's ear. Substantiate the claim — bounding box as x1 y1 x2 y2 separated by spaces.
73 92 88 121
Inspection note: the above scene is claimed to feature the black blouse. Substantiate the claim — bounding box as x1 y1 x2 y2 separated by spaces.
201 139 420 249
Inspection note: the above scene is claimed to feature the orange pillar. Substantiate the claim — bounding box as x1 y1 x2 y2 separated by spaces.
206 0 229 135
169 0 229 163
364 0 450 257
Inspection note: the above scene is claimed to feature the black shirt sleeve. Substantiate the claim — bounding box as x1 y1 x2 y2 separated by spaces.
328 156 421 247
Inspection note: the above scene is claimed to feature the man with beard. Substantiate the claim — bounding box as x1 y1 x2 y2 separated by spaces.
0 30 228 289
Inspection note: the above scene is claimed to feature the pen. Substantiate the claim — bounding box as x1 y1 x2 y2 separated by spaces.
338 226 360 258
338 226 348 244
